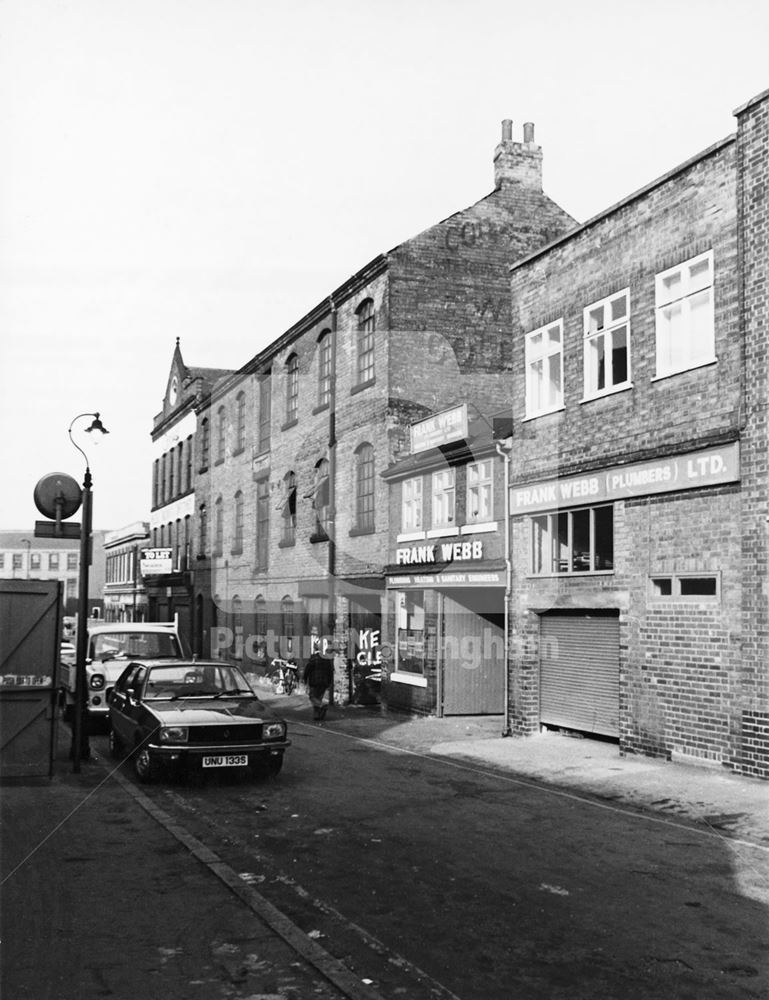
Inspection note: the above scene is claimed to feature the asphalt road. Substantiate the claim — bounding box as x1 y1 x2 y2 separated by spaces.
101 704 768 1000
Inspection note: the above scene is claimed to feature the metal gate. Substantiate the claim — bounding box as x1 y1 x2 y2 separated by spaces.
441 590 504 715
0 580 61 778
540 611 619 737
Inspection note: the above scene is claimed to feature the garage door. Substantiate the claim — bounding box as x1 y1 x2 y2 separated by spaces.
540 611 619 737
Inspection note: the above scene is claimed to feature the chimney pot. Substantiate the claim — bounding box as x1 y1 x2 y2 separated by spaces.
523 122 535 143
501 119 513 141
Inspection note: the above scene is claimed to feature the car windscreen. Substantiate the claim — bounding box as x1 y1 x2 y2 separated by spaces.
143 663 256 700
91 632 181 662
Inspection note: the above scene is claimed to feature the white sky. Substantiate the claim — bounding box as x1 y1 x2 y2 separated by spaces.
1 0 767 531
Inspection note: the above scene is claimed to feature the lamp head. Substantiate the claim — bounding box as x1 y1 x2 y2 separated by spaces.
84 413 109 436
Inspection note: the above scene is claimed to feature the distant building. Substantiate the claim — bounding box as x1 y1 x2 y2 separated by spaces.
103 521 150 622
0 530 107 617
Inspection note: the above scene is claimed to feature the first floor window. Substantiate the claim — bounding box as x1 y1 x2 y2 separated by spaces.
402 477 423 531
281 472 297 545
310 458 330 537
49 553 59 570
655 250 714 377
214 497 224 555
531 504 613 575
584 290 630 397
354 443 375 531
198 504 207 555
396 590 426 675
233 491 244 552
431 468 455 528
256 479 270 570
67 553 78 570
525 320 563 417
467 460 493 522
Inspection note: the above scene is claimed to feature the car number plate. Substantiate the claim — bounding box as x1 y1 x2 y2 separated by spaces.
202 754 248 768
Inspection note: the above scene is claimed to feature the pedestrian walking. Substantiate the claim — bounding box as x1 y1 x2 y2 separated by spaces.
303 649 334 721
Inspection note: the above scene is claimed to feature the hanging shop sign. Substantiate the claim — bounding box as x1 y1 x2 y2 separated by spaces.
395 539 484 565
140 548 173 575
510 442 740 515
411 403 468 454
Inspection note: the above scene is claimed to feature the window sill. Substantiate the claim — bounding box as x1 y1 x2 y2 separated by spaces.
652 358 717 383
281 418 298 431
351 377 376 396
232 446 245 457
278 538 296 549
526 569 614 579
521 405 565 423
427 526 459 539
397 531 426 542
312 402 330 415
214 458 224 467
389 671 428 688
349 525 375 537
198 465 209 475
230 546 243 556
309 531 329 544
580 383 634 405
460 521 498 535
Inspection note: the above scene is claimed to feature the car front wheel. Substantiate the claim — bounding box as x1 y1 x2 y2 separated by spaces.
134 744 159 783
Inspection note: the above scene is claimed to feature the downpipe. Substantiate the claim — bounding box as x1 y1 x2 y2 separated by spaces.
496 439 513 738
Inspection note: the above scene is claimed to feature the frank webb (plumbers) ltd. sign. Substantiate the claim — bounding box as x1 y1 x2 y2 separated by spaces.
511 443 740 514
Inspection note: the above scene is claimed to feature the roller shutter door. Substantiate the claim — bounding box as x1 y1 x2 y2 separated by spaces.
540 612 619 737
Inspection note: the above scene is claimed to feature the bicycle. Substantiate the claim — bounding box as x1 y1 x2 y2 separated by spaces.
270 657 298 695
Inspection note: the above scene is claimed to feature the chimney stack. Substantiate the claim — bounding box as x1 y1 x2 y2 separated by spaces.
494 119 542 191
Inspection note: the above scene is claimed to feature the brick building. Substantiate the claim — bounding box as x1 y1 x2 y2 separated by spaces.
155 121 574 685
506 89 769 777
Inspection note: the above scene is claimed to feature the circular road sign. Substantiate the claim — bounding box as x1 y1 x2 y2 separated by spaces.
34 472 82 520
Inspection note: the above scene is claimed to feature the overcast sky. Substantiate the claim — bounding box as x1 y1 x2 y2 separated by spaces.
1 0 767 531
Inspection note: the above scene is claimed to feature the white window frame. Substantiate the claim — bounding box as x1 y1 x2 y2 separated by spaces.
525 320 563 418
466 460 493 523
431 468 455 529
583 289 631 399
402 477 423 532
655 250 715 379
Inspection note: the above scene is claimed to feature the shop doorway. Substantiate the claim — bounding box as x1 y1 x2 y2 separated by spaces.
441 588 504 715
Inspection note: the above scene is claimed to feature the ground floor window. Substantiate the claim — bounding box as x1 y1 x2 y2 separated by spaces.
531 504 613 574
396 589 427 675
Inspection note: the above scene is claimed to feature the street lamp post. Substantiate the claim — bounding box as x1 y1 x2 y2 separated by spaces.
68 412 109 772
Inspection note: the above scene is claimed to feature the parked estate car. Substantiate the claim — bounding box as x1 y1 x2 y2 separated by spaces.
108 659 290 783
60 619 187 727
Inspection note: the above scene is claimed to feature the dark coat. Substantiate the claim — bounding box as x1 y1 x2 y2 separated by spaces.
303 652 334 689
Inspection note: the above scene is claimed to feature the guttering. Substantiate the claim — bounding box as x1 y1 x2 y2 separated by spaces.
496 438 513 738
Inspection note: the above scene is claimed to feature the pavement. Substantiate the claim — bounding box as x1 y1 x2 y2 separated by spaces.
2 692 768 1000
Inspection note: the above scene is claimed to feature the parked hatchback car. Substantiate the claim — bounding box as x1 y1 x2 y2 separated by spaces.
108 659 290 783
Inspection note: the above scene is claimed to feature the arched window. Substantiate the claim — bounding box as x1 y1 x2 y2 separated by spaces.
254 595 267 637
200 417 210 470
354 442 375 532
317 330 332 407
286 354 299 423
280 471 297 545
356 299 375 385
216 405 226 463
235 391 246 453
308 457 329 538
281 596 294 647
214 496 224 555
233 491 244 553
198 503 207 556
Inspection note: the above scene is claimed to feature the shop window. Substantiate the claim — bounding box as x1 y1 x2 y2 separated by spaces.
355 299 375 387
655 250 715 378
396 590 427 676
402 477 423 532
232 491 244 554
649 574 719 600
531 504 613 575
285 354 299 425
317 330 332 408
255 478 270 571
216 406 226 464
234 391 246 454
525 320 563 418
257 372 271 453
467 460 493 522
584 289 631 398
431 469 455 528
280 471 297 546
354 443 375 533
